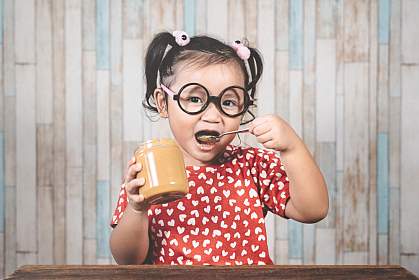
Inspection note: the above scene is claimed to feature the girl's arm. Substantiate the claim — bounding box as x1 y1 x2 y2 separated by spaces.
110 159 151 264
110 206 150 264
280 138 329 223
249 115 329 223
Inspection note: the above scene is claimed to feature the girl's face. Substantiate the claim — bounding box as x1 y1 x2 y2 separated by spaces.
155 62 245 166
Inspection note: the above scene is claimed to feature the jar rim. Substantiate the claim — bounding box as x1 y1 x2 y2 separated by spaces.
135 138 178 153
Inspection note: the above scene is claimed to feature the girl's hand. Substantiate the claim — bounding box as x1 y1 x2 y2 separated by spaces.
248 115 299 152
123 157 149 213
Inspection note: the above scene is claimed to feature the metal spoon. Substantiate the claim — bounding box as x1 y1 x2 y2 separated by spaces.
197 128 250 144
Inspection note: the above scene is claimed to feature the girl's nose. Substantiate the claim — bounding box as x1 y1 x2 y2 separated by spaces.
200 102 222 123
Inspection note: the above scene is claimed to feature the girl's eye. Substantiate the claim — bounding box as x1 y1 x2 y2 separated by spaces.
222 100 238 107
189 96 203 103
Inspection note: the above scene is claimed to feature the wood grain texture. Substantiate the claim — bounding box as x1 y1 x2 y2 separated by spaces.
96 0 110 70
276 0 288 51
123 0 144 39
82 0 95 51
14 0 35 63
184 0 196 36
369 0 379 266
64 0 83 264
4 184 16 275
343 0 369 62
243 0 257 46
289 71 303 137
400 65 419 276
66 167 83 264
316 0 337 39
389 96 401 265
65 0 83 168
378 0 390 44
16 64 37 254
302 224 315 265
37 185 54 264
316 228 336 264
207 0 227 39
36 0 53 124
316 39 336 142
389 0 401 98
122 39 143 142
97 70 110 181
51 0 66 265
401 0 419 63
335 171 343 264
0 131 4 277
275 51 290 121
289 0 303 70
0 30 3 280
316 142 336 229
0 0 3 46
302 0 316 154
195 0 207 35
275 217 288 264
343 63 369 253
257 0 275 116
227 0 245 42
335 0 344 97
6 265 418 280
82 50 97 264
388 12 401 270
36 125 54 264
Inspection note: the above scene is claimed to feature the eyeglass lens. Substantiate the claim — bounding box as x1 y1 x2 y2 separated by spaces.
178 84 247 116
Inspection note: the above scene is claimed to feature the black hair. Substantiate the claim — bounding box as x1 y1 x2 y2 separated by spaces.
143 31 263 123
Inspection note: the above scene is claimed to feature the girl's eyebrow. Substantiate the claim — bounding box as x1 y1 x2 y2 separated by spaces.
185 85 205 92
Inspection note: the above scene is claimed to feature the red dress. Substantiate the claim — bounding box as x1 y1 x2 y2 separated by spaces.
111 145 290 265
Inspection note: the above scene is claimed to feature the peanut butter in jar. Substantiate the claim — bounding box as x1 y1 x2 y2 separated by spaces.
134 139 189 205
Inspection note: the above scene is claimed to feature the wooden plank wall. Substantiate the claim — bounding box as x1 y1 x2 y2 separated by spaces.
1 0 418 277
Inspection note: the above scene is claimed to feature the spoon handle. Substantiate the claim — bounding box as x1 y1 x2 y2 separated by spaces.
220 128 249 137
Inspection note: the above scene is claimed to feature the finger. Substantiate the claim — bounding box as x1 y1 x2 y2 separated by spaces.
262 139 278 150
126 156 136 168
249 117 265 132
126 177 146 195
125 163 143 183
123 157 137 182
128 193 145 204
252 124 272 137
128 194 150 212
256 134 273 144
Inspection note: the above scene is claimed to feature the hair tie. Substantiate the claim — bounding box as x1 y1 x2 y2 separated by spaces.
172 30 190 47
231 40 250 60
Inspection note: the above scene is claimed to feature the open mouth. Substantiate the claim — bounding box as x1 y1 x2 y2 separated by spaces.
195 130 221 144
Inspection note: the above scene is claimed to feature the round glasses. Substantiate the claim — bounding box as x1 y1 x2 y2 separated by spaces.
161 83 254 118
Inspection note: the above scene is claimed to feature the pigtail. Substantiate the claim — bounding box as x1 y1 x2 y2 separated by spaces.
143 32 176 113
246 47 263 100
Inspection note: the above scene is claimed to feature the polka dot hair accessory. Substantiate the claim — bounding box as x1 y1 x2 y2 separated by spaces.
172 30 190 47
231 40 251 60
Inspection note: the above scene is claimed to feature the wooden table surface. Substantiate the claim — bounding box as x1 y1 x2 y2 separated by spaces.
6 265 418 279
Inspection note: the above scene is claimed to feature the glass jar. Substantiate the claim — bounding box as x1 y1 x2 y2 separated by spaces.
134 139 189 205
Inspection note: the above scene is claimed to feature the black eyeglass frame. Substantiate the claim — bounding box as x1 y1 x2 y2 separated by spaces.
161 82 255 118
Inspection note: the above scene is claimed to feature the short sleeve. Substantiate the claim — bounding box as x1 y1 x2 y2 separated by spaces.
110 183 129 228
253 148 290 218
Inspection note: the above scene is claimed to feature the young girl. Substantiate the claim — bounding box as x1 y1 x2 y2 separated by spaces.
110 31 328 265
